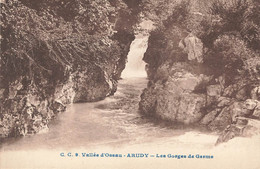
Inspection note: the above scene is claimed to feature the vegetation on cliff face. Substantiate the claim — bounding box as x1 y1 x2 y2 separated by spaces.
139 0 260 143
0 0 137 138
198 0 260 86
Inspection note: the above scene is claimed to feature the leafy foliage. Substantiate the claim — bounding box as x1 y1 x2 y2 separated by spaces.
199 0 260 50
198 0 260 85
0 0 134 86
142 0 259 86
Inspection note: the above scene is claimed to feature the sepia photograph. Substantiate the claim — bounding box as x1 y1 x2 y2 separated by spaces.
0 0 260 168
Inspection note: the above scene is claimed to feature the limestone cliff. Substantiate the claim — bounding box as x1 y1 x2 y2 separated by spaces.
139 0 260 144
0 0 138 138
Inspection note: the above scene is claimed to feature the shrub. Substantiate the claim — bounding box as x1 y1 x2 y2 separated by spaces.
199 0 259 50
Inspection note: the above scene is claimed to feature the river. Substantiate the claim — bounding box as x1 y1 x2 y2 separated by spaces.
0 76 217 150
1 21 260 169
1 76 259 169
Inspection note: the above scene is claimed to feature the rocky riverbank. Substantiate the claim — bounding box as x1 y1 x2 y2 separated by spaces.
0 0 139 138
139 0 260 144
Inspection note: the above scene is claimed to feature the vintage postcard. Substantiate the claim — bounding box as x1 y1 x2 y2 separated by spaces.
0 0 260 168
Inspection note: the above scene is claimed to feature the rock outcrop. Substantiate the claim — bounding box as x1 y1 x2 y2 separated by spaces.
0 0 138 138
139 0 260 144
179 33 204 63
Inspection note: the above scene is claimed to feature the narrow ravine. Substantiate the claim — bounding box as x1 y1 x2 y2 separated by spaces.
1 20 260 169
0 20 219 151
2 20 200 150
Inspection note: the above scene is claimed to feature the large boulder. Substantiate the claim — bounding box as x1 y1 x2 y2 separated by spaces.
179 33 204 63
140 67 209 124
216 117 260 145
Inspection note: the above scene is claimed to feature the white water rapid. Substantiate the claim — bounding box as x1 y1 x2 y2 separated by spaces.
121 20 154 78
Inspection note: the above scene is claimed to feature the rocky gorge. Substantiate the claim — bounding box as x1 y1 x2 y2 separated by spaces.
0 0 260 145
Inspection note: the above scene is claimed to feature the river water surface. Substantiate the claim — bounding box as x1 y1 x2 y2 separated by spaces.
1 77 260 169
0 77 215 150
